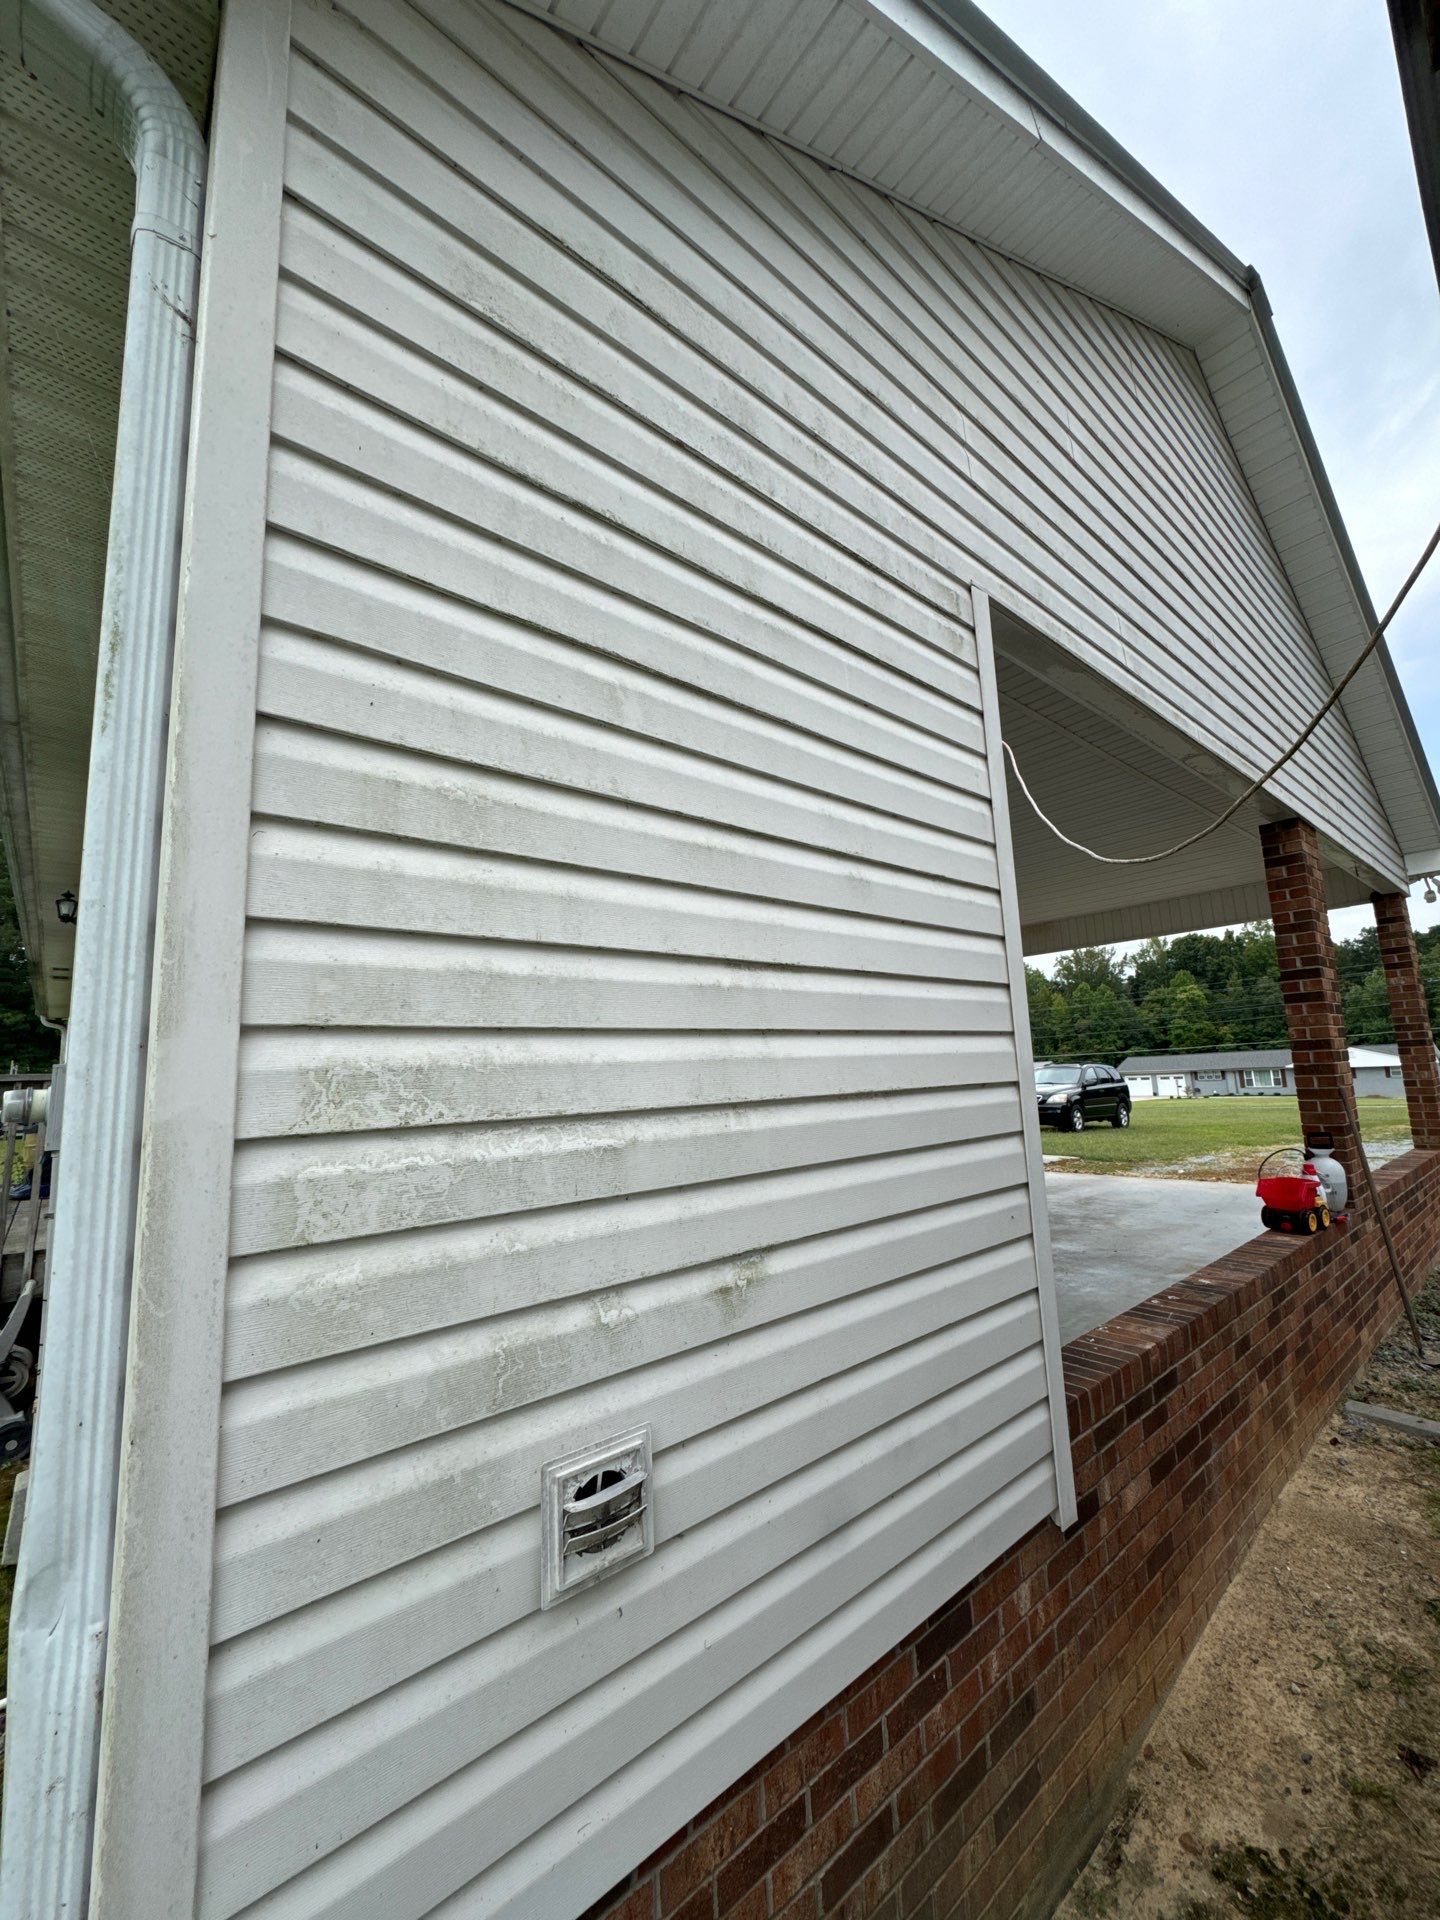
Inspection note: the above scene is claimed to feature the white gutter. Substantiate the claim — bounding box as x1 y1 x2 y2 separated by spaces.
0 4 204 1914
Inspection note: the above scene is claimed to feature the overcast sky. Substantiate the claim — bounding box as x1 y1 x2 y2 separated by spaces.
977 0 1440 952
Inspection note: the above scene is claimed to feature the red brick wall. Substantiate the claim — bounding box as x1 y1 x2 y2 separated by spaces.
1374 890 1440 1151
585 1149 1440 1920
1260 819 1362 1174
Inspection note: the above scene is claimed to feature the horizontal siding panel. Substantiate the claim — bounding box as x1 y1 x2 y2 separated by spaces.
189 0 1414 1905
282 1 1413 879
495 3 1390 864
259 532 987 803
200 1387 1049 1915
204 1330 1038 1778
273 239 982 657
177 10 1412 1914
229 1083 1023 1254
211 1240 1040 1638
251 716 999 925
279 27 1055 638
271 293 973 696
219 1185 1032 1495
252 645 995 882
223 1135 1027 1375
244 822 1009 982
237 924 1007 1035
202 1420 1053 1920
235 1028 1013 1137
262 439 982 750
446 1462 1056 1920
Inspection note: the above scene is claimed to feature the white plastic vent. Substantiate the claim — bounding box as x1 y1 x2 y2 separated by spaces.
540 1427 653 1610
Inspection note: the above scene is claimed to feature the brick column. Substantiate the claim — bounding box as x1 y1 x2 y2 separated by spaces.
1260 818 1362 1179
1373 890 1440 1150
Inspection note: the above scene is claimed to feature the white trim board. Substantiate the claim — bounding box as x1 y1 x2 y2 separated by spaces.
90 4 294 1912
975 586 1077 1527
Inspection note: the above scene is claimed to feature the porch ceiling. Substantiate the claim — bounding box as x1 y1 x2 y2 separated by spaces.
0 0 217 1017
993 608 1375 954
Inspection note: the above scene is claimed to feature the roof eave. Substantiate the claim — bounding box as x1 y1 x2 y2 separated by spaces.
910 0 1440 866
1243 270 1440 851
915 0 1248 283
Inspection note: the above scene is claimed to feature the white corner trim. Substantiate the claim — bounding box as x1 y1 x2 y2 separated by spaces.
973 586 1078 1528
89 4 293 1913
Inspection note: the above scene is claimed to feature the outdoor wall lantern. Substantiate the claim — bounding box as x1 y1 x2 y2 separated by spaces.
55 890 77 926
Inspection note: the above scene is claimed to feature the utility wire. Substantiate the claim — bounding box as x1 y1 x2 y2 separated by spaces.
1003 514 1440 866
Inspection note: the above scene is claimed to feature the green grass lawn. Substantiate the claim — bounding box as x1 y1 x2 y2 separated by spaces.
1042 1095 1412 1179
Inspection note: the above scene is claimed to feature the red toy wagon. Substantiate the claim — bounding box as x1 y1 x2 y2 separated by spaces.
1255 1147 1331 1234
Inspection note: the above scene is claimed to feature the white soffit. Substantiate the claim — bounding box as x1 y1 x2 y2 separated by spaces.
517 0 1249 335
0 0 218 1016
512 0 1440 872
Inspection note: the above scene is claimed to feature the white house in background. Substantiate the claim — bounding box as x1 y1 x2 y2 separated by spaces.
2 3 1439 1918
1122 1069 1192 1101
1121 1045 1418 1099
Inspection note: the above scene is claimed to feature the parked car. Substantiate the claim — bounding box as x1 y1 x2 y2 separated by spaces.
1035 1063 1131 1131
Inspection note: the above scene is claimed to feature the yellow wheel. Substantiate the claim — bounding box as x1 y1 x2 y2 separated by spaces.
1319 1205 1331 1229
1303 1209 1320 1235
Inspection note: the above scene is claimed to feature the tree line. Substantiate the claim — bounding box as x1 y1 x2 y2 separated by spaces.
1026 921 1440 1065
0 867 59 1071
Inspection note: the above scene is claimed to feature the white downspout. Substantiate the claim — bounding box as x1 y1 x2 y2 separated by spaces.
0 3 204 1914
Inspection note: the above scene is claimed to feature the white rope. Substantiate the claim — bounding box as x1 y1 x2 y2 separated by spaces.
1002 515 1440 866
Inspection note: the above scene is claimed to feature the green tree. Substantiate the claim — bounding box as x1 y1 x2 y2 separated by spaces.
1248 973 1288 1048
1211 969 1253 1047
0 865 58 1071
1024 965 1061 1058
1169 976 1220 1051
1342 967 1393 1045
1137 969 1218 1052
1335 926 1380 992
1051 945 1128 996
1128 936 1173 1003
1235 922 1278 979
1064 982 1140 1060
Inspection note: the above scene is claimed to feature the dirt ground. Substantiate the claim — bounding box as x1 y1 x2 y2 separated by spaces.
1055 1277 1440 1920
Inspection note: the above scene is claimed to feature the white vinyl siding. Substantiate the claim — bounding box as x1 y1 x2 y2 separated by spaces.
174 2 1394 1915
522 0 1418 886
192 3 1070 1915
512 0 1403 882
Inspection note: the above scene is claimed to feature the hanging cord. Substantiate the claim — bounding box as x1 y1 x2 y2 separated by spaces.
1003 520 1440 1357
1343 1084 1435 1363
1003 513 1440 865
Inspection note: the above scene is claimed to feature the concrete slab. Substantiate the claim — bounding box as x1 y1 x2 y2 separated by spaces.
1343 1401 1440 1443
1046 1172 1262 1344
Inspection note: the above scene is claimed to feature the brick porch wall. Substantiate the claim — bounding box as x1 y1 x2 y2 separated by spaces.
586 1149 1440 1920
1373 889 1440 1150
1260 819 1362 1175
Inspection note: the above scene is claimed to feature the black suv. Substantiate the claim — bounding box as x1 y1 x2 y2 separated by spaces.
1035 1063 1131 1132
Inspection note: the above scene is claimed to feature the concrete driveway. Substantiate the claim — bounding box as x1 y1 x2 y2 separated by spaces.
1046 1172 1262 1344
